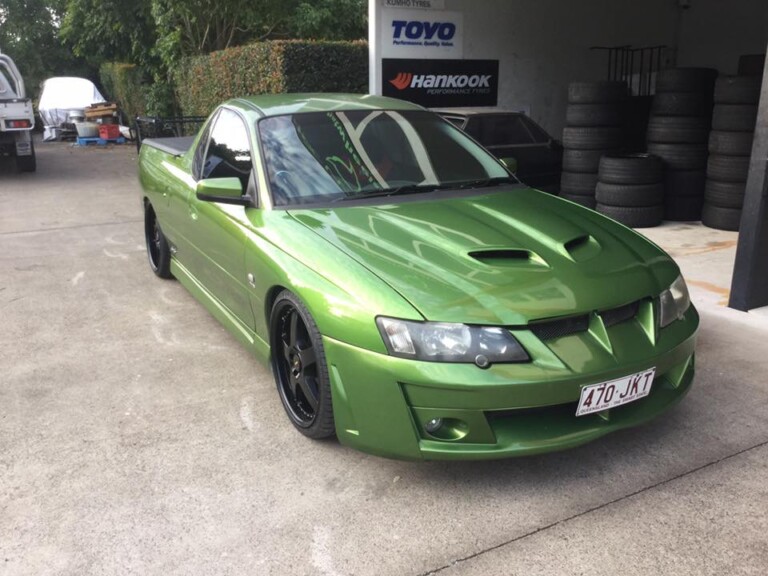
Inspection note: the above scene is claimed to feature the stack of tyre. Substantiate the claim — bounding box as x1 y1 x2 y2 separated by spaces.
646 68 718 221
560 81 626 208
595 154 664 227
702 76 761 231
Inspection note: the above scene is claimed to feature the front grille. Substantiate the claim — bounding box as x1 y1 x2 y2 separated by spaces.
529 314 590 341
601 300 640 328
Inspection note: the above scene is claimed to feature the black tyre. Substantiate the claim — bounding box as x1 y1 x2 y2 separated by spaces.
655 67 718 93
595 182 664 207
144 203 173 279
560 171 598 195
598 153 663 185
559 193 596 209
565 104 622 126
712 104 758 132
704 180 746 209
15 141 36 173
706 155 750 183
568 81 626 104
714 76 762 104
665 195 704 221
270 290 335 439
708 131 754 156
646 115 710 144
647 143 708 170
562 127 622 150
596 204 664 228
702 203 742 231
562 149 609 173
651 93 712 117
664 169 707 197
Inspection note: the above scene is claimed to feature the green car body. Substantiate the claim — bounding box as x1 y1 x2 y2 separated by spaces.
138 93 698 460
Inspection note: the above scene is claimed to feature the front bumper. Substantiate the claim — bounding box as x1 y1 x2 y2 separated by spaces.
323 306 698 460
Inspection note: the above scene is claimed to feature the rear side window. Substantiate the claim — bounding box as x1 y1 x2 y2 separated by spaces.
465 114 545 147
202 108 253 191
442 115 466 129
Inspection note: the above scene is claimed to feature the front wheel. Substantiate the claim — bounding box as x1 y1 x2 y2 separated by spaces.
270 290 335 439
144 203 173 279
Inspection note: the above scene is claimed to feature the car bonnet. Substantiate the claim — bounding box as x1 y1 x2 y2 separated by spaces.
287 187 678 326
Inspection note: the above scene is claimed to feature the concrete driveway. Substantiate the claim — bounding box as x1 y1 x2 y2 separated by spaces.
1 141 766 576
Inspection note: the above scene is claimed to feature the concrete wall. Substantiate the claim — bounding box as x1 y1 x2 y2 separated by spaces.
451 0 679 137
370 0 768 137
677 0 768 74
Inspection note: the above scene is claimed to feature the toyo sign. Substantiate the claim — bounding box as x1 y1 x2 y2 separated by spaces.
381 9 463 58
391 20 456 42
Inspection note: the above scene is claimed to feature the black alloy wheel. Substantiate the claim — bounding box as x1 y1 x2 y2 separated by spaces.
144 203 172 279
271 291 335 439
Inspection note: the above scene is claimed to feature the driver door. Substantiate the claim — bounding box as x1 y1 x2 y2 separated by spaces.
185 107 256 330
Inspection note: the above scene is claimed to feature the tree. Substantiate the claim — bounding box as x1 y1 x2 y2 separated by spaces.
60 0 157 70
150 0 288 68
289 0 366 41
0 0 92 97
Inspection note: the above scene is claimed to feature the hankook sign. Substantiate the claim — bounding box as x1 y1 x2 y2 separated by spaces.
382 58 499 107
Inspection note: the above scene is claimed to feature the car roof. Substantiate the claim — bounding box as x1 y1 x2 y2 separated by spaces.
226 93 426 117
432 107 526 117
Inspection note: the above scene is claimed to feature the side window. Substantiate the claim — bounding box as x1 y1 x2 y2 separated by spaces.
465 115 536 147
202 108 253 191
192 117 215 180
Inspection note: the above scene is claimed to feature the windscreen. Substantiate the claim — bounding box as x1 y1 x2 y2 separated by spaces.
258 110 513 206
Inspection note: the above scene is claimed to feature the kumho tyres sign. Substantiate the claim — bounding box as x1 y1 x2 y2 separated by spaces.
381 9 463 58
382 59 499 107
381 0 446 8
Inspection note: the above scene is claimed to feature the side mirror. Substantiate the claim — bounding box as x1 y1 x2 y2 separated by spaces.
500 157 518 174
196 177 251 206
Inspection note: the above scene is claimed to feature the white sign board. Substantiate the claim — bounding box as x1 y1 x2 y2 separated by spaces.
381 0 446 10
381 9 463 59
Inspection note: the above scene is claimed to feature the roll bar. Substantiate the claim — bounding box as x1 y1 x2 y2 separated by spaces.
0 49 27 98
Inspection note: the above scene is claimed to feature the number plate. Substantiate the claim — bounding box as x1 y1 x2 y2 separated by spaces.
576 368 656 416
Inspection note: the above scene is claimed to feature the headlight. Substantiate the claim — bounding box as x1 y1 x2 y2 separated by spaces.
659 274 691 328
376 317 529 366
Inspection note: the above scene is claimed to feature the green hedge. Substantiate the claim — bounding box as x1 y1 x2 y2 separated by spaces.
99 62 147 119
174 40 368 117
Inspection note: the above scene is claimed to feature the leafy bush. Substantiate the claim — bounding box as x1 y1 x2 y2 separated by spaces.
99 62 147 119
174 40 368 116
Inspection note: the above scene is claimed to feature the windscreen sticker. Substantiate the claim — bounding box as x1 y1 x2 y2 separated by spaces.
294 113 380 193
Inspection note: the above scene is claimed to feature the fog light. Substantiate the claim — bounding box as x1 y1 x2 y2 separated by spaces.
425 418 443 433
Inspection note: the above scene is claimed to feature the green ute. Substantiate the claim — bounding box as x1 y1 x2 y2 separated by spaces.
138 93 698 460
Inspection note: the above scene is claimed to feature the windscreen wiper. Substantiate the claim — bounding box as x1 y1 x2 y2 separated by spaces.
335 183 440 201
451 176 517 189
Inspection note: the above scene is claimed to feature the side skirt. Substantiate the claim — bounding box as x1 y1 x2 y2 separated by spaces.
170 259 270 364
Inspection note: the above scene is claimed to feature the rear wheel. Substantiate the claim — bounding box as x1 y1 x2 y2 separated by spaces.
271 290 335 439
144 203 172 279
